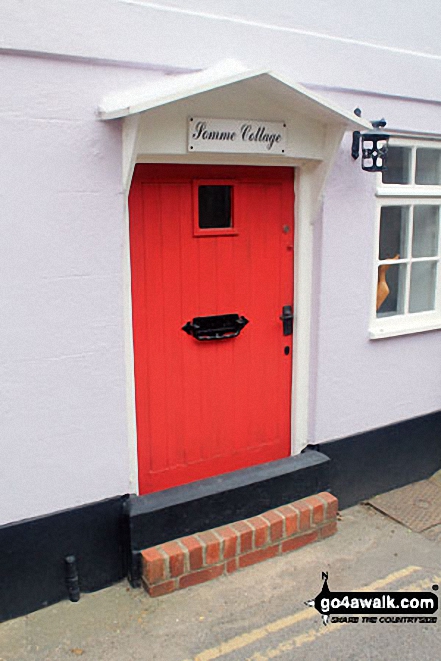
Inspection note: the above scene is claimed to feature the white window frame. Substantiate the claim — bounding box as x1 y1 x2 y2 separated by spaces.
370 137 441 339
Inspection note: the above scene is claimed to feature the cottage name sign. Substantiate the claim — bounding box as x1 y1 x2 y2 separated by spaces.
188 118 287 154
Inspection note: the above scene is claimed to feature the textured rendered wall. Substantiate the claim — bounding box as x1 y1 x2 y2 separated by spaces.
1 0 440 101
0 54 162 525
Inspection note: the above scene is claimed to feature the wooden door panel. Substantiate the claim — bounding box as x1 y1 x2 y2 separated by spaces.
130 165 294 494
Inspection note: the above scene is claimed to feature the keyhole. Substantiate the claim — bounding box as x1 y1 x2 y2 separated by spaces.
284 346 290 355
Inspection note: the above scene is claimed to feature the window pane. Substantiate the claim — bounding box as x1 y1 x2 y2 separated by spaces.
382 147 411 184
198 185 232 229
412 206 439 257
377 263 407 316
379 206 408 260
415 149 441 185
409 262 437 313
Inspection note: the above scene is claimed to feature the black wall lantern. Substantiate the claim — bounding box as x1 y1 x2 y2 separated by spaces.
351 109 390 172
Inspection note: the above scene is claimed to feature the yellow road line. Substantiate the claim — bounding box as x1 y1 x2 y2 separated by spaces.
245 622 346 660
184 565 421 661
358 566 421 591
398 576 440 592
245 574 440 661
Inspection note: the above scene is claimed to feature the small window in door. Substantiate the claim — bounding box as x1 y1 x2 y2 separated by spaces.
193 181 237 236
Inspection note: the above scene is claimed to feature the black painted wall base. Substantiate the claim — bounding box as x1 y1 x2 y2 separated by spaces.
0 496 128 623
1 410 440 623
312 411 441 510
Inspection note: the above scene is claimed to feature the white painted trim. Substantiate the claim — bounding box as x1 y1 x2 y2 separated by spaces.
122 114 140 193
290 127 346 453
123 196 140 495
370 144 441 340
137 153 317 166
384 136 441 149
122 116 141 494
291 166 314 454
369 319 441 339
388 130 441 141
310 124 347 220
100 66 257 119
376 186 441 198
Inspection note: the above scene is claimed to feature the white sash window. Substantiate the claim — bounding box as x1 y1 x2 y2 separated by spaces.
371 140 441 338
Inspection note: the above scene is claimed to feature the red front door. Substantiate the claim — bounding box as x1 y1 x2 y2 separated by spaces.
129 165 294 494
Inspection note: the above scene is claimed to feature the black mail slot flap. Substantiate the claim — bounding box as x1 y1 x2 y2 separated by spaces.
182 313 249 341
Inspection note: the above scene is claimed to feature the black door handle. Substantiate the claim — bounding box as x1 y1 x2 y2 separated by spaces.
280 305 294 336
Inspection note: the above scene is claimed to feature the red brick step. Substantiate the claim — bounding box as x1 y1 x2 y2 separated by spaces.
141 492 338 597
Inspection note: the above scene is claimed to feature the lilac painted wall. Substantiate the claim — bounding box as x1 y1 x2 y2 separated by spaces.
1 1 441 524
0 54 164 525
2 1 441 101
314 90 441 137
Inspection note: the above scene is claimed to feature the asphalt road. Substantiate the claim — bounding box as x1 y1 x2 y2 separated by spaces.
1 503 440 661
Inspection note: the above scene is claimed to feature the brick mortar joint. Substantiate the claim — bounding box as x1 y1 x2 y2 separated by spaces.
273 505 299 535
156 545 171 581
175 539 191 574
315 493 339 519
259 510 285 537
211 529 226 558
230 520 254 536
193 534 208 565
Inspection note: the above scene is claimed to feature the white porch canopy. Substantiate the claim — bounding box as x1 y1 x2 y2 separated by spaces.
98 59 369 128
98 60 369 198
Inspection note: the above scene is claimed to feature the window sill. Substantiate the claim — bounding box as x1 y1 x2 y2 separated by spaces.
369 318 441 339
376 185 441 198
